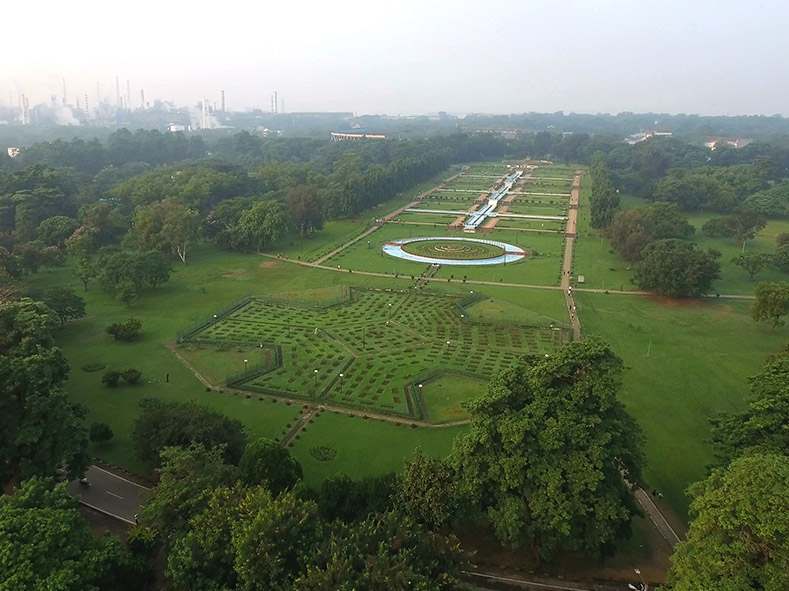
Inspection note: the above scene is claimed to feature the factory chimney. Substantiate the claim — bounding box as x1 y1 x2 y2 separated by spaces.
116 76 120 107
221 89 225 112
62 78 67 105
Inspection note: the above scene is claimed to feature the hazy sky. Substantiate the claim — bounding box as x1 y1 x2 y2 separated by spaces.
3 0 788 116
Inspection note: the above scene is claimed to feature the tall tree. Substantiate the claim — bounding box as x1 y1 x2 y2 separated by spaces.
605 201 695 262
132 399 247 466
130 198 200 264
236 200 290 252
400 447 460 529
239 437 303 494
0 477 131 591
702 211 768 245
711 356 789 464
142 444 237 541
287 185 324 235
43 287 86 327
731 252 775 280
452 338 645 560
666 453 789 591
752 281 789 329
633 239 721 297
0 298 89 486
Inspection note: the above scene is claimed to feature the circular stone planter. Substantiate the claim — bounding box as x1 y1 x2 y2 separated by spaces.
382 237 526 266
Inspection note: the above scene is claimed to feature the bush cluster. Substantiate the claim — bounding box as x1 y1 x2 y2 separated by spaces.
101 368 142 387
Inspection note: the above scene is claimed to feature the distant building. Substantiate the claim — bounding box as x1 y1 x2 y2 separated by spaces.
624 130 673 144
704 137 753 150
330 131 386 141
168 123 190 132
6 147 21 158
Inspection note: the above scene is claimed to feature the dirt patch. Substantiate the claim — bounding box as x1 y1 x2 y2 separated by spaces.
259 261 281 269
642 295 703 308
222 269 247 278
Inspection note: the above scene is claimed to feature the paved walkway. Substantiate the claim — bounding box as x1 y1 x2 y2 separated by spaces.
635 488 682 548
561 173 581 341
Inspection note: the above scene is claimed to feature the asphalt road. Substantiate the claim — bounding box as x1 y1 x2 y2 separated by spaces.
66 465 149 525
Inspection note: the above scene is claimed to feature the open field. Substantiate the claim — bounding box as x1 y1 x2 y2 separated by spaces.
575 291 785 517
289 411 467 488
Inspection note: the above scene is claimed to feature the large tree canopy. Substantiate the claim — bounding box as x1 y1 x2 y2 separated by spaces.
238 437 303 495
132 399 247 466
667 453 789 591
633 239 721 297
0 477 130 591
0 298 88 485
711 355 789 464
605 201 695 262
452 338 645 560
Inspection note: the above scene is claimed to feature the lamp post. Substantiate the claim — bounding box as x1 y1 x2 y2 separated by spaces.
213 314 218 324
244 359 248 372
339 373 344 394
314 369 318 396
388 303 392 321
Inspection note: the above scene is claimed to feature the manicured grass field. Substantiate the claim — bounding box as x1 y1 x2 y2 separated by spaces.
575 291 785 518
325 223 566 285
420 374 488 423
288 410 467 488
402 239 505 260
181 288 567 419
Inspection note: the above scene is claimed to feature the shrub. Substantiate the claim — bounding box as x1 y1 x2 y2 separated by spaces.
89 422 114 444
309 446 337 461
106 317 142 341
81 362 106 373
102 370 122 387
122 368 142 385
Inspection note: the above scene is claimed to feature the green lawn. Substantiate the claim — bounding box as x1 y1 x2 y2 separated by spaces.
420 374 488 423
575 291 786 518
289 411 467 488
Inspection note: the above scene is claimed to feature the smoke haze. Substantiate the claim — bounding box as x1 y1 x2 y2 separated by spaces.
3 0 788 116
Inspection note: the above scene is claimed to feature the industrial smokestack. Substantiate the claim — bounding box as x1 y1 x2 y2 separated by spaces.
140 89 145 109
274 91 278 114
62 78 67 105
85 94 89 118
221 89 225 112
21 94 30 125
116 76 120 107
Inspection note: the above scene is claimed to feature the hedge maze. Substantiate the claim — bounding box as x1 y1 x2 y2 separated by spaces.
178 288 570 421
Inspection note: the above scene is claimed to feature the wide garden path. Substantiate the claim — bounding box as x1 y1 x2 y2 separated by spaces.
561 173 581 341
